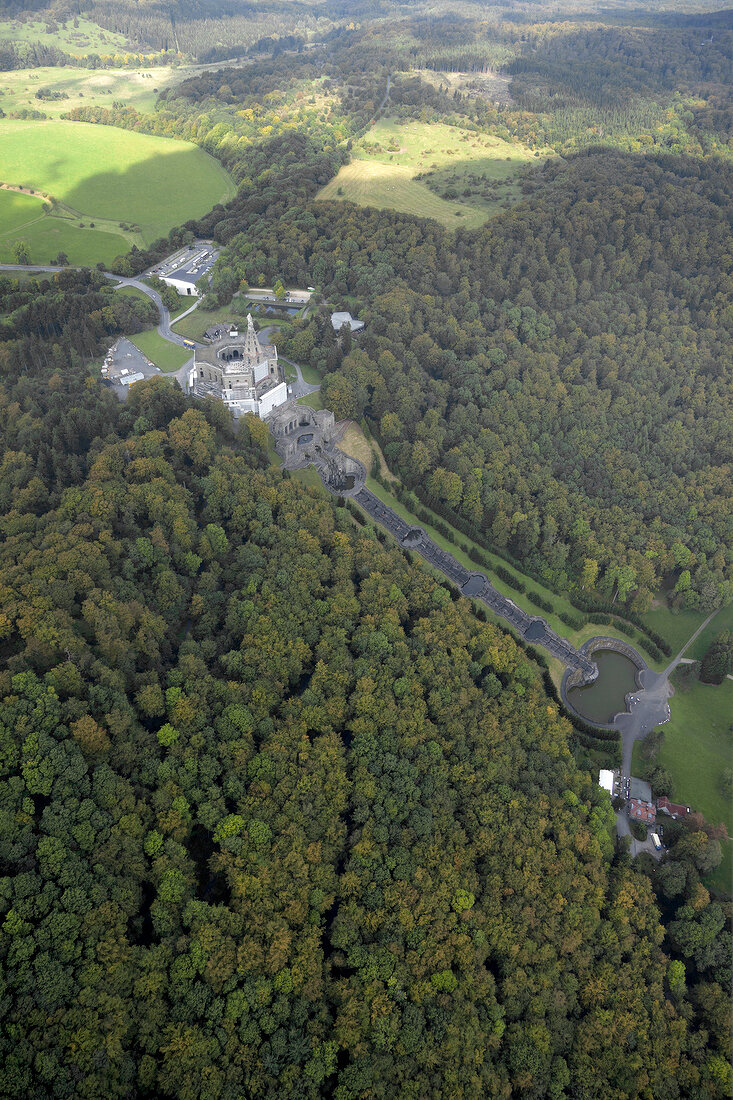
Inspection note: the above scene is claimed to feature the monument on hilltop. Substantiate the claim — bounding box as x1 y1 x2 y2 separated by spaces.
190 314 288 418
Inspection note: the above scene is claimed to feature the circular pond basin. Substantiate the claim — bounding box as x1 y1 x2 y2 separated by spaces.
567 649 639 725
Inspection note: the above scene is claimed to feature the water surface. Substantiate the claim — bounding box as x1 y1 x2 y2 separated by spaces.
568 649 639 725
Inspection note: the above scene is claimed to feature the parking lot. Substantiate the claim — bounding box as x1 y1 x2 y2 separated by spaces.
101 337 161 399
149 241 219 289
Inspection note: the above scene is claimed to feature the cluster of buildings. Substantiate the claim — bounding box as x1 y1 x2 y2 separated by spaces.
189 315 288 418
599 769 693 846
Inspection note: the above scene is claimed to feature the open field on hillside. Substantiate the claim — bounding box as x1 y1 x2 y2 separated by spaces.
412 67 515 106
0 189 124 265
339 422 394 482
317 117 549 227
0 189 47 236
0 120 235 263
0 64 183 117
0 16 130 56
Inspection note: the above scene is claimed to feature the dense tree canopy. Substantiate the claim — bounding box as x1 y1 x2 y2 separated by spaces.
216 150 733 612
0 354 729 1097
0 4 730 1094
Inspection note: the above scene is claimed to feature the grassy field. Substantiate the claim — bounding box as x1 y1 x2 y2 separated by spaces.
686 601 733 661
297 362 322 386
317 117 549 228
0 187 125 265
291 467 329 493
0 16 130 56
632 676 732 896
641 604 709 657
339 421 394 482
0 65 183 118
128 330 191 372
0 119 235 264
115 284 152 305
0 189 47 235
297 391 324 410
171 305 247 342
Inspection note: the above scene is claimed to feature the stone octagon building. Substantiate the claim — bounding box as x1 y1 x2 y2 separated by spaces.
191 315 287 418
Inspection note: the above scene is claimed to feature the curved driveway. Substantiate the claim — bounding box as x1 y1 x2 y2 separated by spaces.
618 607 720 776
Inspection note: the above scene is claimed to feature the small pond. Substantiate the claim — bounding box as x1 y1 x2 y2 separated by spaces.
298 433 314 444
567 649 639 725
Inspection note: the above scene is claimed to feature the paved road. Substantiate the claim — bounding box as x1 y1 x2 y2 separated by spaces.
281 356 321 399
0 263 65 274
106 274 199 348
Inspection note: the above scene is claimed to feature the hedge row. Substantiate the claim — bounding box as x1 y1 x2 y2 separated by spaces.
384 472 672 657
367 471 671 662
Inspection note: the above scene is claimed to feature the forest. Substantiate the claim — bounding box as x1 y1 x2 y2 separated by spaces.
0 271 730 1098
0 1 731 1095
213 149 733 613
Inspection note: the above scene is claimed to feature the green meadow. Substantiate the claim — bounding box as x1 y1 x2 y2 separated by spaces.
633 676 732 896
0 188 123 265
0 119 235 264
318 117 549 228
0 16 130 56
0 64 184 118
296 391 325 410
0 190 47 236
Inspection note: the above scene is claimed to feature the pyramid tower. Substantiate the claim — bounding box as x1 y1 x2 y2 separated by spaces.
242 314 262 364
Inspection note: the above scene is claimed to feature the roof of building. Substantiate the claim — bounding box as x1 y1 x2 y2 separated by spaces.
629 777 653 804
331 311 365 333
656 796 691 818
629 798 656 823
204 325 234 341
598 769 615 794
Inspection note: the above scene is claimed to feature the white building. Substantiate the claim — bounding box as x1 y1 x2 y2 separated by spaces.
598 769 615 796
191 314 287 418
161 275 199 297
331 311 364 333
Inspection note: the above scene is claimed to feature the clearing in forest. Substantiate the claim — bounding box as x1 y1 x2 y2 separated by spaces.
0 64 187 117
0 16 131 56
0 119 235 265
318 117 549 228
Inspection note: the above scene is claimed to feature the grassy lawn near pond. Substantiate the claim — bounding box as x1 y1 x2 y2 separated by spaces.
632 676 732 896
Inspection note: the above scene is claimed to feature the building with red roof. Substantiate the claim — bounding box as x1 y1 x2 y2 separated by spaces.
656 796 691 820
629 798 656 824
